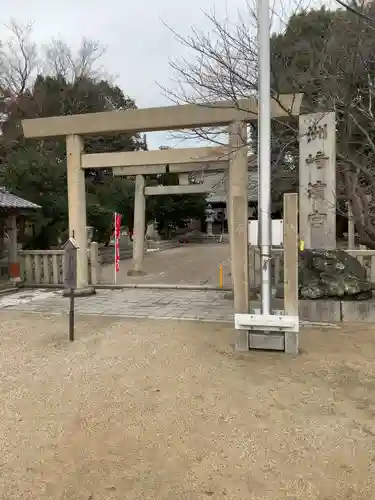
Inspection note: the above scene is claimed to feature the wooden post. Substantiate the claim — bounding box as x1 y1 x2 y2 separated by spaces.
224 175 233 288
63 238 79 342
0 220 5 265
248 246 256 287
228 121 249 352
90 241 99 285
7 213 20 281
283 193 299 354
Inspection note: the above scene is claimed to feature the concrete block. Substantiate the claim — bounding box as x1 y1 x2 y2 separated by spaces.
341 301 375 322
284 332 299 354
62 286 96 297
299 300 341 322
247 299 341 322
235 330 250 352
249 333 285 351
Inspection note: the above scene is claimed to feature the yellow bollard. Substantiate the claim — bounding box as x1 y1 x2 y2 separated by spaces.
219 264 223 289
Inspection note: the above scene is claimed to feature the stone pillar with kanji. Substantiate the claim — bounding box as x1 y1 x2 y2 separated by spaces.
299 112 336 249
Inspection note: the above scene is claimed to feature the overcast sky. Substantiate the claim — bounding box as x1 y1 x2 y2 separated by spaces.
1 0 336 148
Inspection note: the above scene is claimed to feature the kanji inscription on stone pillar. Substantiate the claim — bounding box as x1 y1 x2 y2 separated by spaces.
299 112 336 249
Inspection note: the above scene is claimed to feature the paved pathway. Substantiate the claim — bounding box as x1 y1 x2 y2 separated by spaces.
0 288 234 322
100 243 231 286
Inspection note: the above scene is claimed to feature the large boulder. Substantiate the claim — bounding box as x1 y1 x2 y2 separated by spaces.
276 249 373 300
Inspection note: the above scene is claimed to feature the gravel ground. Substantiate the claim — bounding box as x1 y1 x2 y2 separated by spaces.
0 312 374 499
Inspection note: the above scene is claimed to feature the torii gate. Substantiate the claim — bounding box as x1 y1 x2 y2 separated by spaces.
109 145 230 276
21 95 302 351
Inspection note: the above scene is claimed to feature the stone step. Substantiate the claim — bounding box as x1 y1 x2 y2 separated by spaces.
0 283 19 296
0 280 16 290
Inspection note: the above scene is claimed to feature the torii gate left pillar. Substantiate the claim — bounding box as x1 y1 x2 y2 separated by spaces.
65 134 95 296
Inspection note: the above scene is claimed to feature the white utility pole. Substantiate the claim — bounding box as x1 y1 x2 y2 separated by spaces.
257 0 273 315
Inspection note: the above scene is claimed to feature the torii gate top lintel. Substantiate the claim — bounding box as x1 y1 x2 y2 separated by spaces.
21 93 303 139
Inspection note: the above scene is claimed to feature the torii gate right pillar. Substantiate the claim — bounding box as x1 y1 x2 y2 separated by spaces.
128 174 147 276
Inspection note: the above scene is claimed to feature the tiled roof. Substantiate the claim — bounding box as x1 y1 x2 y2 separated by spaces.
0 187 41 209
205 170 258 203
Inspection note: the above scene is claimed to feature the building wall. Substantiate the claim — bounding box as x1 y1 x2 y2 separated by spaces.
203 169 295 219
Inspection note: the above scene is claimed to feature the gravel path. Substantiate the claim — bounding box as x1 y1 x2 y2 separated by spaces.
99 243 231 286
0 312 374 499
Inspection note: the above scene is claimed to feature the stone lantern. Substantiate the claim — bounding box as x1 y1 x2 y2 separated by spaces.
205 203 215 237
86 226 94 244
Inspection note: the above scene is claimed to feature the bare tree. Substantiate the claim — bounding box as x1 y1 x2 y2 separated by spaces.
160 0 313 157
161 0 375 247
0 19 38 98
159 1 310 211
0 18 113 163
0 19 110 101
335 0 375 20
310 0 375 247
41 37 109 83
162 1 313 114
160 6 258 147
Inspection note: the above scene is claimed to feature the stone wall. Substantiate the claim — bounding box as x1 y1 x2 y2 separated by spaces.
250 298 375 323
99 246 133 265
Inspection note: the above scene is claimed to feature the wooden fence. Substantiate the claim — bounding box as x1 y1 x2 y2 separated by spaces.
248 247 375 287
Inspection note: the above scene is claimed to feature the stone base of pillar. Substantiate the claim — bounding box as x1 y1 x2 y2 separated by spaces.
224 287 258 301
10 277 22 283
62 286 96 298
9 262 21 280
127 269 147 276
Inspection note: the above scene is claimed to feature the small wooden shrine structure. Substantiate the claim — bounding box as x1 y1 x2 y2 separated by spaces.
0 187 40 282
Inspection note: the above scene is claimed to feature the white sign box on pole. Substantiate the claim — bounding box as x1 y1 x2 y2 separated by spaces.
248 219 284 246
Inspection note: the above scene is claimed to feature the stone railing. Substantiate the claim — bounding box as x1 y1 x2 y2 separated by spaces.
19 242 100 286
98 245 133 265
248 247 375 287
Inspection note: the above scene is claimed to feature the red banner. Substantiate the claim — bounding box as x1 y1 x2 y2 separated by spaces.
114 213 122 274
